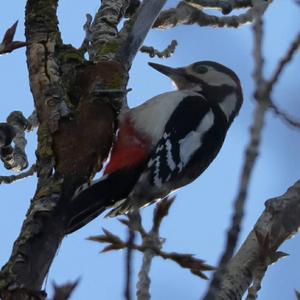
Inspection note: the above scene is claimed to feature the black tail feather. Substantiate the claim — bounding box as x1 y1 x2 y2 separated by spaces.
65 166 144 234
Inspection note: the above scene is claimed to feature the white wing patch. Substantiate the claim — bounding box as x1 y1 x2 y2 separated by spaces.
178 131 201 170
218 93 237 121
179 110 215 169
165 136 176 171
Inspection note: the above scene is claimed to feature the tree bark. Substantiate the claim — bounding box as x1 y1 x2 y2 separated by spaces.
0 0 166 298
204 180 300 299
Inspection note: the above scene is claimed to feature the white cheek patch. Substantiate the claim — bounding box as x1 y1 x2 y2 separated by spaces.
178 110 215 168
219 93 237 121
201 71 237 88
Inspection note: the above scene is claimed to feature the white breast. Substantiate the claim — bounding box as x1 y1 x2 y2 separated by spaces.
129 91 194 145
178 110 215 170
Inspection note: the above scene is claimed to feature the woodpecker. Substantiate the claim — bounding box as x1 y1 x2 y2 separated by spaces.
66 61 243 233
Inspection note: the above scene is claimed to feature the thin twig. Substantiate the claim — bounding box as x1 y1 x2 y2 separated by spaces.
184 0 253 15
203 2 269 299
88 220 213 279
266 31 300 94
89 198 212 300
0 21 27 55
80 14 93 53
117 0 168 67
270 102 300 129
203 1 300 299
136 247 155 300
136 198 175 300
0 164 36 185
1 111 37 173
6 111 29 171
221 0 267 264
3 111 37 171
219 0 268 266
27 110 38 131
125 227 135 300
245 262 268 300
154 1 270 29
126 209 159 300
52 280 79 300
140 40 178 58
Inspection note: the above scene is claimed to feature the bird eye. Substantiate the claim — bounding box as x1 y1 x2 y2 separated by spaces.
193 64 208 74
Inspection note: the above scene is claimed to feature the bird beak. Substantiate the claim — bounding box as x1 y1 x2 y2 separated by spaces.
148 62 185 78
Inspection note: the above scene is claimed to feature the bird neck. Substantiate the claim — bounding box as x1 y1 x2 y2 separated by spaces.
191 83 242 125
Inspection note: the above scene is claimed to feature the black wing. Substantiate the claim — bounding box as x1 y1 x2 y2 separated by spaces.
147 95 226 187
107 95 228 216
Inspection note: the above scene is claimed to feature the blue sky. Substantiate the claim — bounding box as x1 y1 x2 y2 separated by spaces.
1 1 300 299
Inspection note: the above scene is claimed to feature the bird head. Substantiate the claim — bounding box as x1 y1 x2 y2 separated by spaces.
148 61 241 92
148 61 243 124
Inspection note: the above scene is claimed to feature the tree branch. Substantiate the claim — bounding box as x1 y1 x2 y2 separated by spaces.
270 101 300 129
212 180 300 299
25 0 69 135
89 0 130 61
125 228 135 300
154 1 270 29
140 40 178 58
0 1 68 297
0 21 27 55
116 0 168 68
0 123 15 148
89 198 213 299
4 112 29 171
184 0 253 15
1 111 38 172
203 2 271 298
0 164 36 185
80 14 93 53
265 31 300 95
52 280 79 300
0 1 169 298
